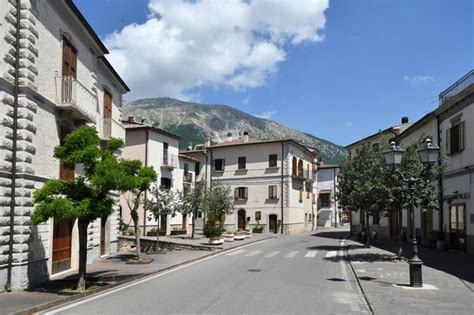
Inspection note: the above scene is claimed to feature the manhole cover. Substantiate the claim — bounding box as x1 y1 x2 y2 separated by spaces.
248 269 262 272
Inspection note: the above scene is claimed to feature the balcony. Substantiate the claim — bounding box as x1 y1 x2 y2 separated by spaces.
439 70 474 106
98 117 124 140
183 173 193 183
161 153 178 169
55 76 98 123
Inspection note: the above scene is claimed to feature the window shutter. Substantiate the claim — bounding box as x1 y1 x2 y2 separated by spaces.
222 159 225 171
268 186 272 199
446 128 451 155
212 160 216 171
234 187 239 200
460 121 465 151
244 187 248 200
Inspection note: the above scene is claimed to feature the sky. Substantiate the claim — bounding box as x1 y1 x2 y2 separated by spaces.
74 0 473 146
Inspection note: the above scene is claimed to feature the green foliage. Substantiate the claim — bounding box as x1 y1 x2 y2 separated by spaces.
177 182 206 216
147 188 179 222
203 210 223 238
204 184 235 217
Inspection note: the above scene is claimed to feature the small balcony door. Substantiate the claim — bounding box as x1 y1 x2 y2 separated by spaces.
61 37 77 102
449 204 466 251
103 90 113 138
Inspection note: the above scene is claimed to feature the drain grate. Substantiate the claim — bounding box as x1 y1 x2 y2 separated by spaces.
248 269 262 272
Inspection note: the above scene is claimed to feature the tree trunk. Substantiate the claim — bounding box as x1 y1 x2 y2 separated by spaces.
365 212 370 248
130 209 141 261
77 220 90 291
191 210 196 239
397 208 403 260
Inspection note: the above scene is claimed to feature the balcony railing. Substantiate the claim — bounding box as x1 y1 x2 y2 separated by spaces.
55 76 98 123
183 173 193 183
162 153 178 169
98 118 124 140
439 70 474 106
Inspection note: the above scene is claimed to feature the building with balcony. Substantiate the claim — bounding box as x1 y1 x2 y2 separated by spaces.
181 134 319 234
120 118 196 236
0 0 129 290
316 164 340 228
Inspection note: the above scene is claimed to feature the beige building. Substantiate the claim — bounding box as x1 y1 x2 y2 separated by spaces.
0 1 129 290
182 134 319 234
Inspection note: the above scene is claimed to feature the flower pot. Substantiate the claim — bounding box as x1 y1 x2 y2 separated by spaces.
245 232 252 238
223 233 234 242
208 237 224 245
234 234 246 241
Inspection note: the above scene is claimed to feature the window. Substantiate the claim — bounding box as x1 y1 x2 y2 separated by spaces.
308 213 312 222
268 185 278 199
292 156 297 175
213 159 225 171
255 211 261 221
195 162 200 176
234 187 248 200
299 187 303 203
298 160 303 176
319 193 330 207
306 184 311 198
160 177 171 190
238 156 246 170
269 154 278 167
447 120 465 155
163 142 169 165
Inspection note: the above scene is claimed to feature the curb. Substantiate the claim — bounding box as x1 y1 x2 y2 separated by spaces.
342 234 375 315
13 235 277 315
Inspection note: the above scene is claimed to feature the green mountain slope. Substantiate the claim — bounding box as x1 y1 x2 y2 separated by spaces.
123 97 347 164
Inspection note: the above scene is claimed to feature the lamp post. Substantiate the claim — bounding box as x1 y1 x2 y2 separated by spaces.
383 138 439 287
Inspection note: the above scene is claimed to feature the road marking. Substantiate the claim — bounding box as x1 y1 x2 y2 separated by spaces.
226 249 246 256
42 238 274 314
265 251 280 257
285 251 298 258
245 250 262 257
325 251 338 258
305 251 318 258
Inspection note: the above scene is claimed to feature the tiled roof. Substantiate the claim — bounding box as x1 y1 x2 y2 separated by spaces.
122 121 181 139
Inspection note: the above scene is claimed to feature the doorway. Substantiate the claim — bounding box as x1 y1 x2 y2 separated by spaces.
423 209 433 240
449 204 466 251
237 209 246 230
100 217 107 256
390 209 398 238
52 220 73 274
269 214 278 234
182 214 187 232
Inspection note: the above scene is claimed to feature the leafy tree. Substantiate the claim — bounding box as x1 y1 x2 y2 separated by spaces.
147 187 179 247
32 127 125 291
337 144 390 248
119 160 157 260
201 184 235 237
177 182 206 238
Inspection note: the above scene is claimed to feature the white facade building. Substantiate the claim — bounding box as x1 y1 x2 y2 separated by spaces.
0 0 129 290
316 164 340 228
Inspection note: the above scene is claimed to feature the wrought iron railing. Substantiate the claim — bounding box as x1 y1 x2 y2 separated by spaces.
439 70 474 105
55 76 98 121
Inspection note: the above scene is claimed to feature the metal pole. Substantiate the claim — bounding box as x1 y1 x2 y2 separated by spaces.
408 179 423 287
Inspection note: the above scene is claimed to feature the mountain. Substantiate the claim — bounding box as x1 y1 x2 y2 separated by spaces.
123 97 347 164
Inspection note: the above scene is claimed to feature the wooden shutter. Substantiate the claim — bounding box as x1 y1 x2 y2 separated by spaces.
62 37 77 78
244 187 248 200
104 90 112 119
446 128 451 155
268 186 272 199
460 121 465 151
234 187 239 200
221 159 225 171
292 157 297 175
212 160 216 171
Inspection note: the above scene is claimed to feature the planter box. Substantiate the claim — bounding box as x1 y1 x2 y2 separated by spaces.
234 234 246 241
245 232 252 238
170 230 187 236
252 229 263 234
146 231 166 236
223 234 234 242
208 237 224 245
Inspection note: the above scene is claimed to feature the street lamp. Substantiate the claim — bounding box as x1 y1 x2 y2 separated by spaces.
382 138 439 287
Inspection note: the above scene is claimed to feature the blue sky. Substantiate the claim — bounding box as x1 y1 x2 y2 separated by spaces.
75 0 473 146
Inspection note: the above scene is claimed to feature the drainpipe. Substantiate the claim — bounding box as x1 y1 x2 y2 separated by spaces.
143 129 149 236
6 0 21 291
437 115 444 240
280 142 284 234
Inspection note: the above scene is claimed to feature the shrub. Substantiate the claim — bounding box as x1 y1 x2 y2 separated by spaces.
203 220 223 238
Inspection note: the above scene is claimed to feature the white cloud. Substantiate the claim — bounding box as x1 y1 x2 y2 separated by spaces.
242 97 250 104
255 110 277 119
344 121 352 128
403 75 435 84
105 0 329 100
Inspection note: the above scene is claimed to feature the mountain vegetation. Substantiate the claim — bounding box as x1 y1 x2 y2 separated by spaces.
123 97 347 164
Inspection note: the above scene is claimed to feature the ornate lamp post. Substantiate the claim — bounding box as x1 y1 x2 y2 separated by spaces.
383 138 439 287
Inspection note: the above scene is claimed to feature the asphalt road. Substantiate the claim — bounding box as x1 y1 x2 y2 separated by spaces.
46 228 369 315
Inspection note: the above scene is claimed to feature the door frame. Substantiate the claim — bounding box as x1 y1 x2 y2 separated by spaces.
449 203 466 251
269 214 278 234
237 209 246 230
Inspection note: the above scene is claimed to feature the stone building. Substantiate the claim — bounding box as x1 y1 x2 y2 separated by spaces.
0 0 129 290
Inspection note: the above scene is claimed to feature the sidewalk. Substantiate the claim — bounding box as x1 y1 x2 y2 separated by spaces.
345 237 474 315
1 233 275 315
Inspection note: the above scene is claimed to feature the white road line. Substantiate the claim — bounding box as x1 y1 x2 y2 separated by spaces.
325 251 338 258
284 251 298 258
226 249 246 256
305 251 318 258
245 250 262 257
265 251 280 257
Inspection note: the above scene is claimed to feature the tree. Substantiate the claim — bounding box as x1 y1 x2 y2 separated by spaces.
118 160 157 261
201 184 235 238
32 127 125 291
177 182 206 238
337 144 390 248
147 187 179 248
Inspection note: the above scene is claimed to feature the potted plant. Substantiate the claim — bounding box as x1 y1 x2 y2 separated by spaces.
234 230 246 240
252 221 264 233
203 218 223 245
245 229 252 238
222 230 235 242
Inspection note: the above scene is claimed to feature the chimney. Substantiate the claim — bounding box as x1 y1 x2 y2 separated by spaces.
204 137 211 148
127 116 134 123
401 116 409 124
187 142 193 151
227 132 233 142
243 131 249 143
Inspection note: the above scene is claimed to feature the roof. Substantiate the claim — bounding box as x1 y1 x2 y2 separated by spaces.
318 164 339 169
98 57 130 92
394 112 436 142
122 121 181 140
178 154 199 163
210 138 317 156
346 122 413 148
65 0 109 54
179 149 206 154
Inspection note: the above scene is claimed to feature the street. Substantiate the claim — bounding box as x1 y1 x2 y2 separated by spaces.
45 229 369 314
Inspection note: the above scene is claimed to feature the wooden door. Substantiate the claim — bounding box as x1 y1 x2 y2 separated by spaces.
103 90 112 138
449 204 466 251
238 210 246 230
52 220 73 274
100 217 107 256
269 215 277 233
61 37 77 102
423 209 433 239
390 209 398 238
182 214 187 232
